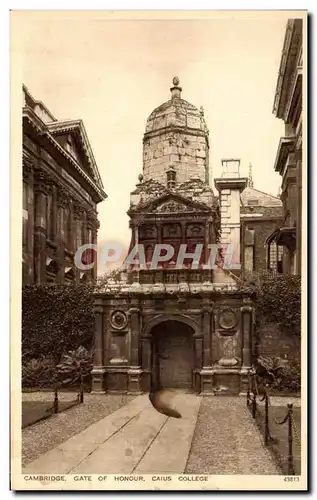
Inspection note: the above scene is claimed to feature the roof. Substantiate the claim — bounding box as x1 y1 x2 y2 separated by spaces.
23 85 107 201
144 77 208 136
47 119 104 190
240 187 282 208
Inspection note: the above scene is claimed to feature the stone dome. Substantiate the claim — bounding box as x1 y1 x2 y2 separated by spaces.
142 77 210 186
145 77 209 135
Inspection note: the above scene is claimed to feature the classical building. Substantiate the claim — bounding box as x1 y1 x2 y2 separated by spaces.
267 18 303 275
92 78 255 395
240 163 283 275
22 85 107 285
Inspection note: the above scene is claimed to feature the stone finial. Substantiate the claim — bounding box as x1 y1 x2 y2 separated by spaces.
200 106 204 116
170 76 182 99
138 173 144 183
247 162 254 188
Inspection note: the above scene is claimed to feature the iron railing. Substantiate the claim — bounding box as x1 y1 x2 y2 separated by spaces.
247 372 301 475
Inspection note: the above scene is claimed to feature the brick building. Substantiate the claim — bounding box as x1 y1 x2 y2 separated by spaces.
240 164 283 275
22 85 107 285
267 18 303 275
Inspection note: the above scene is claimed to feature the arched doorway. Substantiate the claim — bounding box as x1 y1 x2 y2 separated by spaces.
151 320 194 390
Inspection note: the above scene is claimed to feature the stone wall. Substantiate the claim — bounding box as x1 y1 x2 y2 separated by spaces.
143 131 208 184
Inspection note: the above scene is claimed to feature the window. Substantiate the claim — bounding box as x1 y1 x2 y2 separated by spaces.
269 242 277 270
269 243 283 271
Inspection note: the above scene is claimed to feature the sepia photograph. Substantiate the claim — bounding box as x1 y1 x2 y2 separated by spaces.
10 9 307 491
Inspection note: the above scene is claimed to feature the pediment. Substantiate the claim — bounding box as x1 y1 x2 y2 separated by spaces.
132 192 211 214
47 120 104 190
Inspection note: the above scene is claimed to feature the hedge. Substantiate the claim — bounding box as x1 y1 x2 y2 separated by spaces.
240 273 301 336
22 284 95 364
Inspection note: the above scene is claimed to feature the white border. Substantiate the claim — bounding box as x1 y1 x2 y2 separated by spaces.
3 3 314 499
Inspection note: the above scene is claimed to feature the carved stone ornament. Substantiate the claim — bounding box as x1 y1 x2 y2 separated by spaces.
187 224 204 237
156 201 192 213
218 308 238 330
110 310 128 330
163 223 181 237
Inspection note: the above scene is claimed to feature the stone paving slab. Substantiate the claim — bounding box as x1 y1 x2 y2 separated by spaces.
134 393 201 474
71 405 167 474
24 395 149 474
24 393 282 476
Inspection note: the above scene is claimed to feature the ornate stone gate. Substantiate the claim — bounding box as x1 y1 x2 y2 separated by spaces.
91 283 255 395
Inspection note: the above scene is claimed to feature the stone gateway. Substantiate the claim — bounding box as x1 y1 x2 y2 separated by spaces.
92 78 255 395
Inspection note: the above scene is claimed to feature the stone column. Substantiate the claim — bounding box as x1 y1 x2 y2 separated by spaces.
204 220 210 264
214 159 247 284
157 222 162 245
91 301 105 393
34 170 48 284
67 200 74 254
128 301 142 393
56 190 68 284
73 204 83 283
239 298 254 395
23 162 34 283
202 303 212 368
180 222 186 244
141 334 151 370
200 301 214 395
193 334 203 392
51 184 57 242
91 225 98 282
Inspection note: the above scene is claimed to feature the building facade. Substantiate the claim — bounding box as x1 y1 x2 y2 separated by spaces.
92 78 255 395
267 18 303 275
240 164 283 275
22 86 107 285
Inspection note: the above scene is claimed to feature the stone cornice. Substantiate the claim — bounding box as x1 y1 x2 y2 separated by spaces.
214 177 248 193
143 124 208 143
23 107 107 203
273 19 303 118
47 119 105 191
274 136 296 175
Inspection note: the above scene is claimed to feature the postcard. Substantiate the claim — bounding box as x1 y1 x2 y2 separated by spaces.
10 9 307 491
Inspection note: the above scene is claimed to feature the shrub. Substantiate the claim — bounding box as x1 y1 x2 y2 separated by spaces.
56 346 93 389
256 355 300 393
22 284 95 363
22 356 56 388
240 273 301 336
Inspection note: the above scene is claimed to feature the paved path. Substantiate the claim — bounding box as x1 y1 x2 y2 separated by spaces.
24 394 279 475
24 393 200 475
186 397 279 474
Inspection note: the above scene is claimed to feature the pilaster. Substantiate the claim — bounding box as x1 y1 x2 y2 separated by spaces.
128 301 142 393
34 169 48 284
91 302 105 393
23 161 34 283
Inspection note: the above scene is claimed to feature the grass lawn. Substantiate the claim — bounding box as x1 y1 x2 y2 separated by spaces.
255 405 301 475
22 400 79 429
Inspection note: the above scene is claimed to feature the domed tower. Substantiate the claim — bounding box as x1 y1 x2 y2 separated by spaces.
143 77 210 185
92 78 255 398
127 77 220 276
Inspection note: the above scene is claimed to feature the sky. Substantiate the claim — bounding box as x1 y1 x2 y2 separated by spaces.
16 10 291 273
